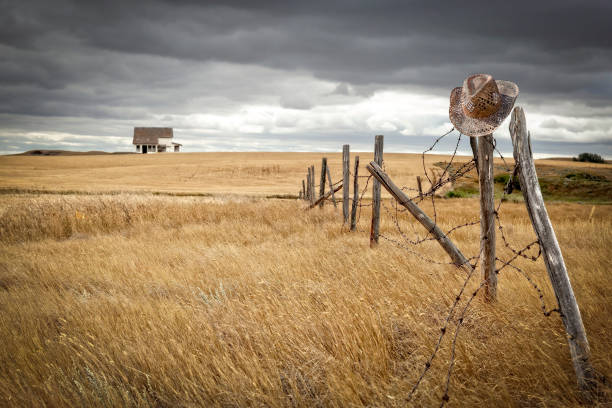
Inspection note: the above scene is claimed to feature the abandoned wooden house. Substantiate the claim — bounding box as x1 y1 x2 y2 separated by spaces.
132 127 182 153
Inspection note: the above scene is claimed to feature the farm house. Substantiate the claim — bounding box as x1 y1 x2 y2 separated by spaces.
132 127 182 153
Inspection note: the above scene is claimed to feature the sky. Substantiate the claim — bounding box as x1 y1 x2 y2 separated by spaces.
1 0 611 157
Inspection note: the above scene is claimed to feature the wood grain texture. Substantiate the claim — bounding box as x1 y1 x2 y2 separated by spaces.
350 156 359 231
510 106 596 394
326 165 337 208
366 161 472 272
370 135 384 247
319 158 327 209
342 145 350 223
470 136 479 176
478 134 497 301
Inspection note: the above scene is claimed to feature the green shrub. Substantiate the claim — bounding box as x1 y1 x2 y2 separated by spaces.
574 153 604 163
565 172 606 181
446 190 469 198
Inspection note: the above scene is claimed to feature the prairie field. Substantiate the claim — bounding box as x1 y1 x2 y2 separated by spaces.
0 152 611 407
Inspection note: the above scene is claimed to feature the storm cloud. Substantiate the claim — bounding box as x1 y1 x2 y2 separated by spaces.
1 0 611 155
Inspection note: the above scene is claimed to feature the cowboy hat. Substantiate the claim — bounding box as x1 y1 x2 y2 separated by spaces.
449 74 519 137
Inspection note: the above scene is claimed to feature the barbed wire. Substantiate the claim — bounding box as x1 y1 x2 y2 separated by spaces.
300 128 568 406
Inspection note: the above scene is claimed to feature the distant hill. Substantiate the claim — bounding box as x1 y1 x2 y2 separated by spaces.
15 150 133 156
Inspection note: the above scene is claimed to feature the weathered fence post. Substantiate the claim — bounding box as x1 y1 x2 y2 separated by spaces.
370 135 383 247
350 156 359 231
306 169 311 202
310 165 315 205
416 175 423 200
301 179 306 201
366 162 472 272
510 106 596 394
326 165 337 208
342 145 350 223
470 137 479 176
319 158 327 208
478 134 497 301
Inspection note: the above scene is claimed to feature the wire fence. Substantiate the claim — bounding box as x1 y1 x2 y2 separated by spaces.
299 128 571 406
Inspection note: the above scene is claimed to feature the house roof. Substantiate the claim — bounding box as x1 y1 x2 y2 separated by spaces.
132 127 173 144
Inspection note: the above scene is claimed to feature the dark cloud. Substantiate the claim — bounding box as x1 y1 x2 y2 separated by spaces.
0 0 611 155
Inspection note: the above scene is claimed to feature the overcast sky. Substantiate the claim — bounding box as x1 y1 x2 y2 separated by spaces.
1 0 611 156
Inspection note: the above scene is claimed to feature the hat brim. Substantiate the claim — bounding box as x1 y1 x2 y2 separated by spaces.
449 80 519 137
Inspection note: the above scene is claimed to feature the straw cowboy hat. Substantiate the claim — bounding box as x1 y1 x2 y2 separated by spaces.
449 74 519 137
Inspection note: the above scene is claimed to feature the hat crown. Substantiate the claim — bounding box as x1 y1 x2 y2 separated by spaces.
461 74 502 119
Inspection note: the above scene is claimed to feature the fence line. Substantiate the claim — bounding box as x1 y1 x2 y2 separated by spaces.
296 107 600 403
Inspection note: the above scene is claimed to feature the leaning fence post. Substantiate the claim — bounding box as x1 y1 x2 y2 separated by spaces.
510 106 596 395
319 158 327 208
478 134 497 301
342 145 350 223
350 156 359 231
326 165 337 208
366 161 472 272
370 135 384 247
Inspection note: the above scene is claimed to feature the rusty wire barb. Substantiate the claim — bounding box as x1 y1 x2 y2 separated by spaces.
301 128 564 406
357 129 559 405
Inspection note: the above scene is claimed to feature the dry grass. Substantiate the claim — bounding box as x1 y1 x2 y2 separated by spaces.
0 153 611 406
0 152 511 196
0 192 611 407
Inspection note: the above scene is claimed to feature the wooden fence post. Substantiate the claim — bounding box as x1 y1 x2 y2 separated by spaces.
478 134 497 301
319 158 327 208
350 156 359 231
510 106 596 394
370 135 384 247
306 169 311 202
302 179 306 201
310 165 315 205
416 176 423 200
326 165 337 208
366 161 472 272
307 168 312 203
342 145 350 223
470 136 479 176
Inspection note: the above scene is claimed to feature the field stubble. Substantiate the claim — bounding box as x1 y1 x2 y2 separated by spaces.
0 190 611 407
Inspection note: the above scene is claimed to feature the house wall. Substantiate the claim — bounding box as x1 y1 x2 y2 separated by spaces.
135 144 157 153
158 137 172 146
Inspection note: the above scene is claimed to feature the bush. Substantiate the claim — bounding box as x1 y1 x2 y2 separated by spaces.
565 172 605 181
574 153 604 163
446 190 469 198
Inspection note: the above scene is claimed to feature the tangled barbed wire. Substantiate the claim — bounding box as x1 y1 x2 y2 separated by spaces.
325 128 563 405
301 127 570 405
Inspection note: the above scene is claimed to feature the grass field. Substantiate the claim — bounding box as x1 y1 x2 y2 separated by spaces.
0 152 611 406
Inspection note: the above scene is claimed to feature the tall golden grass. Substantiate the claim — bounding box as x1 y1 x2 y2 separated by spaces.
1 190 610 406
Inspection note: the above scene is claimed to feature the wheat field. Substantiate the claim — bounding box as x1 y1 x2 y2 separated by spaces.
0 153 611 407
